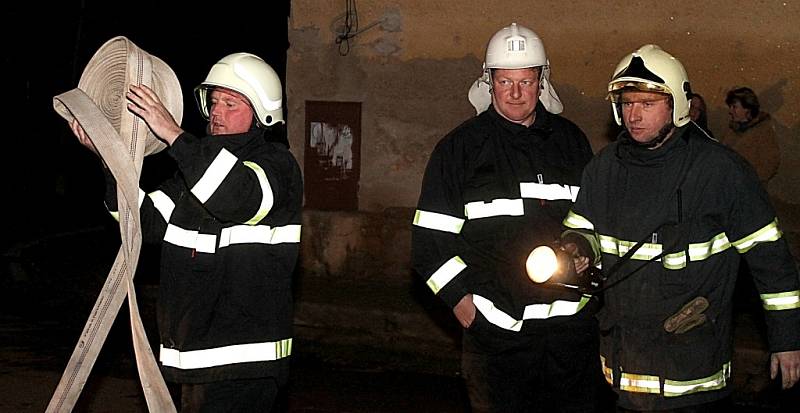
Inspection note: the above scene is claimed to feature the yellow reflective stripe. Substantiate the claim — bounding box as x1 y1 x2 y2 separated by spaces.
242 161 274 225
464 198 524 219
218 224 301 247
732 218 782 253
191 148 238 203
163 224 217 253
522 295 591 319
160 338 292 370
663 362 731 397
760 290 800 311
519 182 580 201
108 210 120 222
426 256 467 294
620 372 661 394
471 294 591 332
663 232 732 269
473 294 524 332
147 190 175 222
413 210 464 234
600 355 613 385
599 235 662 260
563 211 594 230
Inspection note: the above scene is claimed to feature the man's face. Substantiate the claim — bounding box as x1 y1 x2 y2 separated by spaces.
208 88 254 135
728 100 750 123
621 90 674 144
491 68 540 126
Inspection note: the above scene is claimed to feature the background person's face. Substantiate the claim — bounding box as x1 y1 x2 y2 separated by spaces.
491 68 540 126
208 88 255 135
621 90 673 144
728 100 751 123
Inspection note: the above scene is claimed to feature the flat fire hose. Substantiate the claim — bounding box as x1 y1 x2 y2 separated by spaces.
47 88 176 412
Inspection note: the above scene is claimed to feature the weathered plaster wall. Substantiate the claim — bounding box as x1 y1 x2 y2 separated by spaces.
288 0 800 212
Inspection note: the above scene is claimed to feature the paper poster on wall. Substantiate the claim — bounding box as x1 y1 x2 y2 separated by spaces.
304 101 361 210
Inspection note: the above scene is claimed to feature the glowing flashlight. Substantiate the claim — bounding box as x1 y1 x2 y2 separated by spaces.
526 245 560 283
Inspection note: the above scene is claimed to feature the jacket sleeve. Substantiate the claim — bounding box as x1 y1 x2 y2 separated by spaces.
168 132 286 225
561 160 602 266
101 167 177 245
727 159 800 352
412 138 483 308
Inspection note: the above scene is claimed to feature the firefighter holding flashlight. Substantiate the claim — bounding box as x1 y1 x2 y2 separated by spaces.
412 23 602 412
562 44 800 411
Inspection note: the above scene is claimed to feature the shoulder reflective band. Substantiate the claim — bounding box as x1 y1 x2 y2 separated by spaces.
413 210 464 234
472 294 592 332
760 290 800 310
148 190 176 222
732 218 782 253
191 148 238 203
218 224 301 247
426 256 466 294
519 182 580 201
242 161 274 225
163 224 217 253
563 210 594 230
464 198 524 219
663 362 731 397
160 338 292 370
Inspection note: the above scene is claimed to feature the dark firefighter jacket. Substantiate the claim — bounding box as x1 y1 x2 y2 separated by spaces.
564 123 800 410
412 103 595 351
104 128 303 383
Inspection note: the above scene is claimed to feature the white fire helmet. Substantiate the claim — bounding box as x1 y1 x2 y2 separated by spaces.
194 53 284 127
608 44 692 127
468 23 563 115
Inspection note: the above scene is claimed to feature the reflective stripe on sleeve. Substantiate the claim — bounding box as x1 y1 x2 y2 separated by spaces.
160 338 292 370
242 161 274 225
163 224 217 253
472 294 592 332
663 362 731 397
563 211 594 230
413 210 465 234
464 198 524 219
731 218 782 253
191 149 238 203
147 190 176 222
426 256 466 294
599 235 662 260
218 224 301 247
519 182 580 202
760 291 800 311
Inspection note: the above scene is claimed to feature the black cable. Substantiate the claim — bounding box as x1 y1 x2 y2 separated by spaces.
335 0 359 56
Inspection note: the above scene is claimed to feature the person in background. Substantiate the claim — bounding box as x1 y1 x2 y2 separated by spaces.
561 44 800 412
688 92 713 137
71 53 302 412
719 86 780 184
413 23 602 412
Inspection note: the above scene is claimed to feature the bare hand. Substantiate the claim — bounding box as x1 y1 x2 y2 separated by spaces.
453 294 476 328
562 242 590 274
70 119 100 156
771 350 800 389
126 84 183 145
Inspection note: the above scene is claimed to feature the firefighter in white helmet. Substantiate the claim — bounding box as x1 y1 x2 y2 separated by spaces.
413 23 602 411
562 44 800 411
72 52 302 411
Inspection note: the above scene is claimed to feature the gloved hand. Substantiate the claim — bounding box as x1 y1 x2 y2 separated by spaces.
664 296 709 334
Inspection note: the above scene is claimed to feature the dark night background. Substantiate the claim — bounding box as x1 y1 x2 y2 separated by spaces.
3 2 290 252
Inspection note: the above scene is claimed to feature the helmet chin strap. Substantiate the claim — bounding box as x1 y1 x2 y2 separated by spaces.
628 122 675 148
